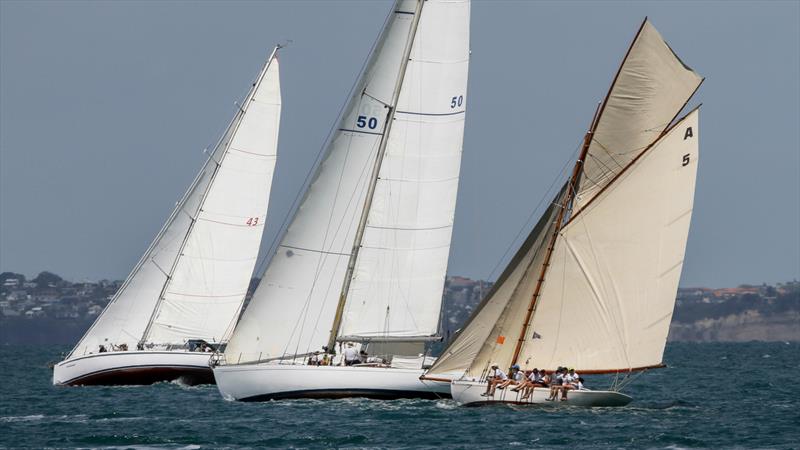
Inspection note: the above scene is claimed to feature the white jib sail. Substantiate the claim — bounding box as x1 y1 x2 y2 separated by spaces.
338 0 470 341
520 109 699 371
69 51 281 356
575 20 702 212
224 0 469 364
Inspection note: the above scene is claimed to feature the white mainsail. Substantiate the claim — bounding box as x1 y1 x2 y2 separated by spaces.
427 19 701 379
224 0 469 364
68 50 282 357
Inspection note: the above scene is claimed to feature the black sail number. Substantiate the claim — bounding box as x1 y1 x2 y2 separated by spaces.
682 154 691 166
357 115 378 130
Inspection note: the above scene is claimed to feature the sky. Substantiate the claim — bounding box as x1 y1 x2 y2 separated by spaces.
1 1 798 288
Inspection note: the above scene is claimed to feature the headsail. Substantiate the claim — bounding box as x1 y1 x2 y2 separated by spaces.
224 0 470 364
426 185 567 377
69 49 282 357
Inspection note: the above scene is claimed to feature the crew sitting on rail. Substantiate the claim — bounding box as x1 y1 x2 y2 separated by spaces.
515 368 549 400
343 343 361 366
480 363 508 397
497 364 523 390
558 368 582 400
546 367 566 401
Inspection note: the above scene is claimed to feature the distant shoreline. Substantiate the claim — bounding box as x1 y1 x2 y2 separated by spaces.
2 271 798 345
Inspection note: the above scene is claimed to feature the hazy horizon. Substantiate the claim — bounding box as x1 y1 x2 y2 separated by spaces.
2 1 799 289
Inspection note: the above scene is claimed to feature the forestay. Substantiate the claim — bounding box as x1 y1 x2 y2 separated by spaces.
426 186 566 377
520 109 699 371
224 0 470 364
574 20 702 212
68 52 281 357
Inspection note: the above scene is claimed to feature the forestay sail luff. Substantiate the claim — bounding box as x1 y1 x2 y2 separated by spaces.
425 184 568 378
68 49 281 357
426 19 701 379
224 0 423 364
223 0 470 365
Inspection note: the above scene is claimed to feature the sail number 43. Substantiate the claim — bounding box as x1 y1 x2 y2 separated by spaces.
246 217 259 226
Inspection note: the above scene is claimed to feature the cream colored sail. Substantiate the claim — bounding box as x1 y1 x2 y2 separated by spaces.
427 186 566 377
519 109 699 371
427 19 701 380
68 51 281 356
224 0 470 364
574 20 702 212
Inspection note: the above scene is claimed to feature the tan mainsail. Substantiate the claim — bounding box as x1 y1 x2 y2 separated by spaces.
427 19 702 380
519 109 699 371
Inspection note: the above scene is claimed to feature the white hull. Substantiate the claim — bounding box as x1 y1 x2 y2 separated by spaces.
214 363 451 401
451 380 633 407
53 351 214 386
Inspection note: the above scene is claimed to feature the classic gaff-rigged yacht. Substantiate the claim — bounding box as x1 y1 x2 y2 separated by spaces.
213 0 470 401
422 19 704 407
53 47 283 386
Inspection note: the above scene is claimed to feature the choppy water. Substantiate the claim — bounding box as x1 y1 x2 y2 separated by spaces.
1 342 798 449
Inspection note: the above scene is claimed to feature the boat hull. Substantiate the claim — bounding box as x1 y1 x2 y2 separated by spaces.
214 363 451 401
53 351 214 386
451 380 633 407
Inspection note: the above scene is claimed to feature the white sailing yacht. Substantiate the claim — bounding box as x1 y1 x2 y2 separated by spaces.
423 19 704 407
53 47 283 386
213 0 470 401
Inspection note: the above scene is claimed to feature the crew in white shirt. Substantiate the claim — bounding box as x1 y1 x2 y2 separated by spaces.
481 363 508 396
342 343 360 366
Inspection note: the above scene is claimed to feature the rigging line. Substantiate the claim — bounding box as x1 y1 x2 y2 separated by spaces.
290 135 381 358
483 142 580 284
142 50 279 345
589 137 626 171
298 143 379 357
252 5 394 281
327 0 425 351
68 64 253 357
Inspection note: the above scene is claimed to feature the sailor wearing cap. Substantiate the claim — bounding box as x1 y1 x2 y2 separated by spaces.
496 364 524 392
481 363 508 397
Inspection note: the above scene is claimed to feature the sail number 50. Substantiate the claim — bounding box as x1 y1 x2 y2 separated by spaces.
450 95 464 108
357 115 378 129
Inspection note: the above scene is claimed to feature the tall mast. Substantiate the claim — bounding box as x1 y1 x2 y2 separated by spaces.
508 22 651 365
138 47 281 346
326 0 425 352
509 106 599 365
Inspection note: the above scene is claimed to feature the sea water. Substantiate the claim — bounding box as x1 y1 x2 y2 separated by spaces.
1 342 798 448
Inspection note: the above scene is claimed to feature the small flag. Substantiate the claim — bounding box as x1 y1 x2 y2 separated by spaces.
496 335 506 344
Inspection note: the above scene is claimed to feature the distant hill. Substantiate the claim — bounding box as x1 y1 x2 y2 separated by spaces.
1 271 798 345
